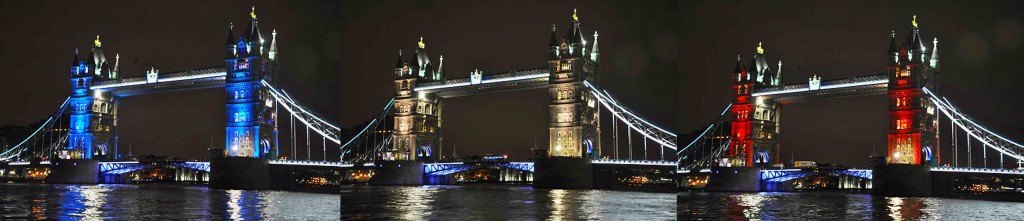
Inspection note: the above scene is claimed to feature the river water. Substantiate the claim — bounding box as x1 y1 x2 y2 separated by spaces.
0 183 339 220
0 183 675 220
338 185 676 220
679 191 1024 220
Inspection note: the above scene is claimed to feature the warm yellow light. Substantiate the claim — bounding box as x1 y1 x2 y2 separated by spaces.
572 8 578 21
912 15 918 28
757 42 764 54
94 35 102 47
418 37 425 49
251 6 257 19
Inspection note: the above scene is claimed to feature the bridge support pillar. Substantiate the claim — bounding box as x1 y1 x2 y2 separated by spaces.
210 157 270 189
872 164 932 197
369 161 423 185
45 159 99 184
705 167 761 192
534 157 593 189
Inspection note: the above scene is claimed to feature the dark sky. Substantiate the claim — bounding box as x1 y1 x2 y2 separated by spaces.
679 0 1024 166
0 1 342 160
0 0 676 161
337 0 677 159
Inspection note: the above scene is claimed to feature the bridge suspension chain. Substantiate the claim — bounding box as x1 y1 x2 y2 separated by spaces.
924 87 1024 168
0 97 71 162
262 80 342 145
582 81 676 162
262 80 345 161
677 104 732 170
338 98 395 163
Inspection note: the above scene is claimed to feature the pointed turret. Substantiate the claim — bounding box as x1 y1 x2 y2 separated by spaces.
930 38 939 70
565 9 583 44
548 25 559 59
414 37 432 78
112 54 120 79
245 6 264 54
549 24 559 47
268 29 278 60
905 15 925 63
71 49 82 76
733 55 742 74
888 30 898 66
590 31 600 62
226 23 237 58
775 61 783 86
395 50 404 69
71 48 80 68
436 55 445 80
90 35 107 76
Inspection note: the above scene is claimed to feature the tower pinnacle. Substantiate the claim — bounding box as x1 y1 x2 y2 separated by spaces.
757 42 764 54
573 8 578 21
912 15 918 28
251 6 257 19
418 37 425 49
94 35 102 47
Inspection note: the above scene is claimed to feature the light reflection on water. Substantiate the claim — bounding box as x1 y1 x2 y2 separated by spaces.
0 183 339 220
339 185 675 220
679 192 1024 220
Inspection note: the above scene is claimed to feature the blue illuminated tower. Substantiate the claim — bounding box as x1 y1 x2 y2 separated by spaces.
66 36 119 160
223 7 279 159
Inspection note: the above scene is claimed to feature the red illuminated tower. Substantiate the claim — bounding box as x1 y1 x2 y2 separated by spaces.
886 16 940 165
728 53 754 167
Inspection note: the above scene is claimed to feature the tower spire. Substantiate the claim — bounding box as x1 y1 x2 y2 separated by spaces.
94 35 102 47
251 6 257 20
930 38 939 70
912 15 918 28
590 31 600 61
112 54 120 79
268 29 278 60
71 48 80 68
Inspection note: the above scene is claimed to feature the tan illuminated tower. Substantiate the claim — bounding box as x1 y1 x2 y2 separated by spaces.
389 37 442 162
546 9 600 159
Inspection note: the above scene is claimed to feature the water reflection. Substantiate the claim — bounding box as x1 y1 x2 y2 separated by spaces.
0 183 337 220
339 185 675 220
397 186 433 220
680 192 1024 220
548 189 567 220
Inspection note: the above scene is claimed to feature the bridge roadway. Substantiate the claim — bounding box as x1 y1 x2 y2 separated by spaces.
752 73 888 103
2 159 675 185
678 166 1024 193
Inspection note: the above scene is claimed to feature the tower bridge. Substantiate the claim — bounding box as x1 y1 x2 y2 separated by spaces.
0 8 677 190
679 16 1024 196
337 9 678 189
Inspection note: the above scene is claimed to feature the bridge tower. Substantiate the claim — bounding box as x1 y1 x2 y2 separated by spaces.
49 36 121 184
726 43 782 168
370 38 443 185
885 16 939 166
212 7 279 189
65 36 120 161
874 16 941 197
222 7 279 159
546 9 600 160
389 37 442 162
536 9 601 189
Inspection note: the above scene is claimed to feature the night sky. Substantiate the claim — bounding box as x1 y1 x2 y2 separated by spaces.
0 0 676 161
679 1 1024 166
